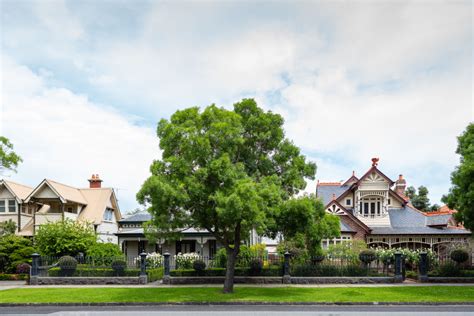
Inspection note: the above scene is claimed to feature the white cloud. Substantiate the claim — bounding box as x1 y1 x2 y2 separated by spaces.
1 1 472 206
1 55 159 213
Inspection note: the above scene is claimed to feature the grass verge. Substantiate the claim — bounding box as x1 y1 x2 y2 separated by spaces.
1 286 474 304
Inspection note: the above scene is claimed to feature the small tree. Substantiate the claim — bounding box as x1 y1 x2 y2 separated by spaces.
137 99 335 293
405 185 433 212
443 123 474 231
35 220 97 257
0 136 22 174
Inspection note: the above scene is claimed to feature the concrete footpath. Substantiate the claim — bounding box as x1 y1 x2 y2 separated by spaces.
1 280 474 290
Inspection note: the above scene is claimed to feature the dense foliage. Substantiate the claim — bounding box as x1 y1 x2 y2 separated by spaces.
405 186 439 212
0 235 36 273
443 123 474 231
35 220 97 257
0 136 22 173
137 99 338 292
0 219 17 236
86 242 123 265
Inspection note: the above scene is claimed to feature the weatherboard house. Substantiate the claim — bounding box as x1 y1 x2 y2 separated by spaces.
0 175 122 243
316 158 472 253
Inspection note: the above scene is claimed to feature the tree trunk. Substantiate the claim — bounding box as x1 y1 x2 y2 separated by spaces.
223 247 238 293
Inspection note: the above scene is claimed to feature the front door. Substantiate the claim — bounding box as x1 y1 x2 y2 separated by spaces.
176 240 196 254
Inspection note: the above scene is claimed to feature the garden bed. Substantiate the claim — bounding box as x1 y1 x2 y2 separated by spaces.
30 276 146 285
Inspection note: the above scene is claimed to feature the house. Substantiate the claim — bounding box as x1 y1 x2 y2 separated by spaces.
0 175 122 243
316 158 472 254
116 212 219 258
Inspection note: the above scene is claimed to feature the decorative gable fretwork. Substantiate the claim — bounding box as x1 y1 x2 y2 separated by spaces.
326 203 346 215
364 172 385 183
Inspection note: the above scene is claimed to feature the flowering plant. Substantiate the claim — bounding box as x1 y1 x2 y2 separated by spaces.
134 252 163 268
174 252 200 269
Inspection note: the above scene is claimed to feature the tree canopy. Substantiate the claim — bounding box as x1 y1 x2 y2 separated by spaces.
137 99 339 292
34 220 97 257
442 123 474 231
405 185 439 212
0 136 22 173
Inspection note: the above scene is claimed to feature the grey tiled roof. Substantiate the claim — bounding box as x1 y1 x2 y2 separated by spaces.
388 207 426 227
316 185 350 205
370 226 470 235
119 212 152 223
425 214 452 226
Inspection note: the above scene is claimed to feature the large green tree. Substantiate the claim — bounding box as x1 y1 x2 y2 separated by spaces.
0 136 22 173
137 99 338 293
442 123 474 231
405 185 439 212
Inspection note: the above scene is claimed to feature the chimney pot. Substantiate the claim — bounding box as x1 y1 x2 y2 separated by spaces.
88 173 103 188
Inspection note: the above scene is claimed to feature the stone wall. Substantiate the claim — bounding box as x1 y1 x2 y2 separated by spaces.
165 276 395 285
30 276 146 285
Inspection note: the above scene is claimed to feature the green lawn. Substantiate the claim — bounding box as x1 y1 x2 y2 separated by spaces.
1 286 474 303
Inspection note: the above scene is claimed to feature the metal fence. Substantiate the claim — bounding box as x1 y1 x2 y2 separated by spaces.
34 255 143 277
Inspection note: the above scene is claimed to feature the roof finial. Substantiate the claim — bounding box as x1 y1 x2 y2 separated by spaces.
332 193 336 201
371 157 379 167
352 170 355 176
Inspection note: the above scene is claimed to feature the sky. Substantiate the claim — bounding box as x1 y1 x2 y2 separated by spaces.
0 0 472 214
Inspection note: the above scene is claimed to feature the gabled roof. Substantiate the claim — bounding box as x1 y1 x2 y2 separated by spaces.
342 172 359 186
78 188 121 225
25 179 88 204
325 200 371 233
0 179 32 202
357 166 394 186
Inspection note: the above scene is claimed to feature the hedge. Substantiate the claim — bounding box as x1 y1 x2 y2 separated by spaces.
291 264 373 277
429 263 474 277
0 273 28 281
170 266 281 277
47 267 164 282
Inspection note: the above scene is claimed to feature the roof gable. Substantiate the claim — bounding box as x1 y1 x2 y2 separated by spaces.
78 188 121 224
324 200 371 233
0 180 33 202
357 166 394 186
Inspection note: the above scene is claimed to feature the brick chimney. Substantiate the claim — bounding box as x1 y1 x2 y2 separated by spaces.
88 174 103 189
395 174 406 195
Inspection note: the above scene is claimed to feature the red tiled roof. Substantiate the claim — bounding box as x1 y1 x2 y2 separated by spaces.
317 182 342 186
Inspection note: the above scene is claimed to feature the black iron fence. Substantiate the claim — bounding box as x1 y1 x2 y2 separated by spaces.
31 253 148 277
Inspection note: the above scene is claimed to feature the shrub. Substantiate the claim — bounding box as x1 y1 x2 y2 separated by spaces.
434 262 463 277
359 249 376 264
291 264 368 277
193 260 206 275
86 243 122 266
450 249 469 265
175 252 199 269
213 248 227 268
405 270 418 279
0 273 29 281
16 263 31 274
170 266 281 277
58 256 78 276
0 235 35 273
326 240 367 264
111 259 127 276
134 252 163 268
35 220 97 257
249 259 263 275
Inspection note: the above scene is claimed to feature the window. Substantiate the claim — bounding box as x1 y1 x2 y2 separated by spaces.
345 199 351 206
388 198 391 205
103 208 114 221
7 200 15 213
359 196 383 217
0 201 4 212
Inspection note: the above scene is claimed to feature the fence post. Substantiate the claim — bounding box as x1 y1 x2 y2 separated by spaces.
139 252 147 284
394 252 403 283
163 252 170 284
418 252 428 282
30 253 40 285
283 251 291 284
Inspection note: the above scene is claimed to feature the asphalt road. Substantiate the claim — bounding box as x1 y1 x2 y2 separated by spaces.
1 305 474 315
